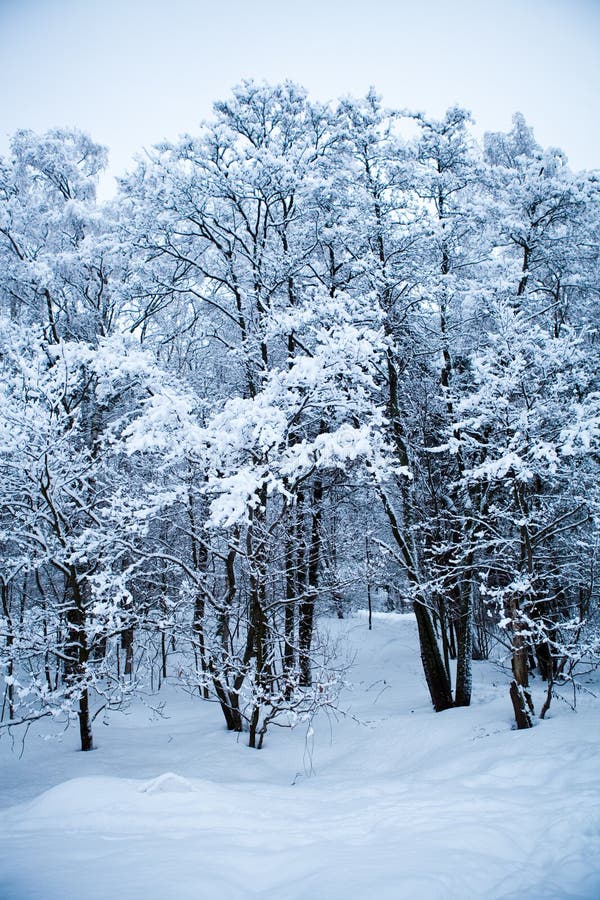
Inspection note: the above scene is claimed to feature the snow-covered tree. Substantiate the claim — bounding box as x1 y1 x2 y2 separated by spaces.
1 95 598 749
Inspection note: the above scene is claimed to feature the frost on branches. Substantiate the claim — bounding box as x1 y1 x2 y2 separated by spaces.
1 89 598 750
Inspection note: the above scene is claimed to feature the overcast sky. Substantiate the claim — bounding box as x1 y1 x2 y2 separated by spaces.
1 0 598 197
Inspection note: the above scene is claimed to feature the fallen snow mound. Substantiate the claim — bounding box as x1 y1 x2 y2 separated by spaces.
140 772 197 794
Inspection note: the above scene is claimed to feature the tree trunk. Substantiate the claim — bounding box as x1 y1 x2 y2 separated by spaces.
64 569 94 751
1 583 15 721
78 687 94 752
299 480 322 687
247 494 270 748
121 627 134 677
379 489 453 712
161 631 168 679
454 577 473 707
510 599 534 729
212 537 244 733
283 507 298 680
188 492 210 699
510 680 534 730
413 597 454 712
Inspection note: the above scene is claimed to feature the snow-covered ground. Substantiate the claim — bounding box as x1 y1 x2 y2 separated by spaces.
1 613 599 899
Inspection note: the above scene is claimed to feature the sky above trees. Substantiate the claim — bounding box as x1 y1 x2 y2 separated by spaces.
0 0 598 199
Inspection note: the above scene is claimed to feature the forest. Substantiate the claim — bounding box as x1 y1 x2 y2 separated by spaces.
1 81 599 756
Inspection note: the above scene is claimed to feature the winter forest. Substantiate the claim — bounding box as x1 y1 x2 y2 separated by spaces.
1 82 599 898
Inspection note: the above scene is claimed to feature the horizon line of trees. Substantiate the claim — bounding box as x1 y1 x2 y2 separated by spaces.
1 81 598 751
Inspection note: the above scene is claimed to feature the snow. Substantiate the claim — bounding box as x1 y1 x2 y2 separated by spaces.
1 613 599 900
140 772 197 794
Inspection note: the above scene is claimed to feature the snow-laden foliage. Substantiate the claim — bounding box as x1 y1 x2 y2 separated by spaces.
1 89 598 750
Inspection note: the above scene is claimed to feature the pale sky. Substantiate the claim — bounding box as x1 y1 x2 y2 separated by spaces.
0 0 598 197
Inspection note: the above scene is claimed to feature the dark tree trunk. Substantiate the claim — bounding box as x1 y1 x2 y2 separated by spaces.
247 494 270 748
188 492 210 699
379 489 453 712
1 583 15 721
454 576 473 707
299 480 322 687
437 598 452 688
509 501 535 729
211 536 244 734
510 598 534 729
283 493 304 680
510 680 534 730
78 687 94 751
283 526 297 685
121 627 134 677
413 598 454 712
161 631 168 680
64 569 94 751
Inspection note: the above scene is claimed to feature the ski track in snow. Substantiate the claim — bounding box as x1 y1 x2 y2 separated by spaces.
0 613 599 900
